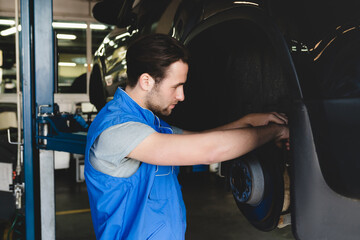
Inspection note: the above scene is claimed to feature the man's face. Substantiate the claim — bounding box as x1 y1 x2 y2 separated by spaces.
145 60 188 116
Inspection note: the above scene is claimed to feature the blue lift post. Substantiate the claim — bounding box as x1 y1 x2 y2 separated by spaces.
20 0 35 238
21 0 54 239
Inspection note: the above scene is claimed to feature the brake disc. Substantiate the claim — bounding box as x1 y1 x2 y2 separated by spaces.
229 144 285 231
230 154 265 205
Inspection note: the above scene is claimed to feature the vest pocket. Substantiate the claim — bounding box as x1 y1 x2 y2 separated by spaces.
148 166 173 200
146 223 166 240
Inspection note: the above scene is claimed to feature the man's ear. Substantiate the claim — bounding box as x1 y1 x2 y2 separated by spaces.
138 73 155 91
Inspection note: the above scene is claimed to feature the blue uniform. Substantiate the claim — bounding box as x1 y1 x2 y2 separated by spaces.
85 88 186 239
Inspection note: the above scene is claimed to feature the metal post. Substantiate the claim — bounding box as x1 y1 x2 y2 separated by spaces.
20 0 36 239
39 150 55 239
34 0 54 114
21 0 55 239
34 0 55 239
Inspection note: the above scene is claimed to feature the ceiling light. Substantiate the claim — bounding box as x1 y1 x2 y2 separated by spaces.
0 19 15 25
53 22 87 29
53 22 107 30
90 24 107 30
0 25 21 36
58 62 76 67
0 19 107 31
56 34 77 40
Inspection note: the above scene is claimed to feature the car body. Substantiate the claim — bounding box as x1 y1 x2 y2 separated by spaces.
90 0 360 239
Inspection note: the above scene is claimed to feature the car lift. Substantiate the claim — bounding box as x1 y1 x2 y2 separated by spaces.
19 0 87 239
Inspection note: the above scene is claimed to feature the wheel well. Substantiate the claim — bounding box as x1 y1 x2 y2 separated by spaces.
167 19 291 131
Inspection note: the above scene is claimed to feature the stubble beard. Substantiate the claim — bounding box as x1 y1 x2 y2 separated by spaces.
145 88 172 117
147 101 172 116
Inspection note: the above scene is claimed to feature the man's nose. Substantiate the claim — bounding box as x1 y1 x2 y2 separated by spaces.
176 88 185 102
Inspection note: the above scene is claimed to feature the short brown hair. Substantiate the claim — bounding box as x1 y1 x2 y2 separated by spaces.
126 34 189 87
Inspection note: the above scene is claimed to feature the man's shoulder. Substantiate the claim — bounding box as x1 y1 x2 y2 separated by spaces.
95 121 156 154
89 121 156 177
102 121 155 136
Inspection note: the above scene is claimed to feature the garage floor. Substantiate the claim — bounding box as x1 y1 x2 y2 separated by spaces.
55 169 295 240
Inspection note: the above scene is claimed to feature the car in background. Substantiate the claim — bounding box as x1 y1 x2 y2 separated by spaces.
89 0 360 239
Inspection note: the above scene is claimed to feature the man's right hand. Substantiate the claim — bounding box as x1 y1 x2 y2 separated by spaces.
276 124 289 140
274 124 290 150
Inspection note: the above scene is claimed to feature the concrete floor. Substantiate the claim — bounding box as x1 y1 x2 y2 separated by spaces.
55 169 295 240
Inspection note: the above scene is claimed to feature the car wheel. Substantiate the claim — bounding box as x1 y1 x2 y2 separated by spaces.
228 143 286 231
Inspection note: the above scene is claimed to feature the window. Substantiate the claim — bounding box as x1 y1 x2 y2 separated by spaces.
0 17 111 96
53 21 112 94
54 21 87 93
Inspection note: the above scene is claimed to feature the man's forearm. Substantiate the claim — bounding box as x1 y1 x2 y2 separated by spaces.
208 124 287 164
200 112 289 133
182 118 250 134
205 118 250 132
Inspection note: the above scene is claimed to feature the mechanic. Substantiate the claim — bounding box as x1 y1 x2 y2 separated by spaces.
84 33 289 239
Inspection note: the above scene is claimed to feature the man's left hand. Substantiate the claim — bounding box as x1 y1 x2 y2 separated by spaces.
242 112 288 127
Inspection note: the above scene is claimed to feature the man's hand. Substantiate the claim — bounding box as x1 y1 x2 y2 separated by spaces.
242 112 288 127
273 123 290 151
275 124 289 140
276 138 290 151
242 113 290 150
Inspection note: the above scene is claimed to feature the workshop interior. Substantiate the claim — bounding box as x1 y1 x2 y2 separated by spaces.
0 0 360 239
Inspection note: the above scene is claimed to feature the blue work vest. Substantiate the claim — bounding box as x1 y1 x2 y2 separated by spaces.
85 88 186 239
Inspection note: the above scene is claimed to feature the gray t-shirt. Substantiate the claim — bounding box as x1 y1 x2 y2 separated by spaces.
89 121 183 178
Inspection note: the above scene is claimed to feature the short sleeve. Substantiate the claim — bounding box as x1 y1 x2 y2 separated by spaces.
171 125 183 134
89 122 156 177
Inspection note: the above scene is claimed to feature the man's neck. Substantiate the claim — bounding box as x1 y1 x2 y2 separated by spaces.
125 85 148 110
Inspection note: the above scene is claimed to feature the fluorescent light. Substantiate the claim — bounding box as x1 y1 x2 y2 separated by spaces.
90 24 107 30
53 22 107 30
56 34 77 40
58 62 76 67
1 27 16 36
0 25 21 36
53 22 87 29
5 82 15 89
0 19 15 25
0 19 107 30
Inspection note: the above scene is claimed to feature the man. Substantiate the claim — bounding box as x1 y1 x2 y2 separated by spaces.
85 34 289 239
